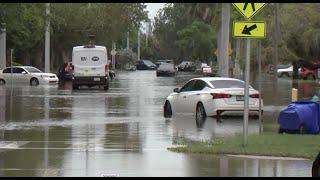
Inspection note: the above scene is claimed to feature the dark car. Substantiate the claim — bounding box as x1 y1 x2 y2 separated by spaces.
156 60 173 68
136 60 157 70
156 63 176 77
177 61 196 72
57 62 72 81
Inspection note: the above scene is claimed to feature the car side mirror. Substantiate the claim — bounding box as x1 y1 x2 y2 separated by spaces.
173 88 180 93
22 71 27 74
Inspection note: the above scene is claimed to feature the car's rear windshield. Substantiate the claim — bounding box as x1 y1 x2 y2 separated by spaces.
158 63 174 70
142 60 154 66
210 80 246 89
277 64 291 69
24 67 42 73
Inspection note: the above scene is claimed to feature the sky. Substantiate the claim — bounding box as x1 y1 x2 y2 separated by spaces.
141 3 166 33
145 3 166 20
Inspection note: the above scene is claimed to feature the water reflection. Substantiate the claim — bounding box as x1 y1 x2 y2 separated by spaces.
0 72 315 176
168 115 260 141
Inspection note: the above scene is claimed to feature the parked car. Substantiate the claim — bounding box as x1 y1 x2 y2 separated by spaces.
57 61 72 81
155 59 173 68
163 77 263 123
177 61 196 72
136 60 157 70
156 62 176 77
300 66 317 80
277 64 293 77
0 66 59 86
195 63 213 76
125 64 137 71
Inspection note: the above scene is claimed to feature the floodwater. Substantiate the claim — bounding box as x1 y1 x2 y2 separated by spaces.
0 70 316 177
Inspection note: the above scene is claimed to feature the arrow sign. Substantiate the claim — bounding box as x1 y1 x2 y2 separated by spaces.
233 21 266 38
233 3 267 19
241 24 257 35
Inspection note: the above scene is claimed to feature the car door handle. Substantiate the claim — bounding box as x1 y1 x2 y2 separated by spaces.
183 96 186 98
196 94 200 95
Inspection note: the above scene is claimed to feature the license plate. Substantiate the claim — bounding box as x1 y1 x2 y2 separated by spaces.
94 78 100 81
236 95 244 101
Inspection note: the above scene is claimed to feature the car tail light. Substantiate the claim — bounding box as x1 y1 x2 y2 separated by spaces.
105 65 109 75
71 65 75 79
210 93 231 99
249 93 260 98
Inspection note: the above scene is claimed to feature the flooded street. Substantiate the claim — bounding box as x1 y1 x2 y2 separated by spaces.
0 70 315 176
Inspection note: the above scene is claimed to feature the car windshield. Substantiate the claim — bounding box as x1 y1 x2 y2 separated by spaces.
24 67 42 73
210 80 252 89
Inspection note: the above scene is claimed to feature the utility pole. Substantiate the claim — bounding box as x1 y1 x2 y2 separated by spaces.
138 29 140 61
127 32 129 50
0 23 6 69
45 3 50 73
220 3 230 77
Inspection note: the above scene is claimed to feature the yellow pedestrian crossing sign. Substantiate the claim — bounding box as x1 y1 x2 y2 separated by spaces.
233 21 266 38
233 3 267 19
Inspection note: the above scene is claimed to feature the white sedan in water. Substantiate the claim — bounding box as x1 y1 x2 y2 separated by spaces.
163 77 263 121
0 66 59 86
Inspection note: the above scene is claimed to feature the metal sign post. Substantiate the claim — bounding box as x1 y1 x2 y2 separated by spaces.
232 3 267 147
243 38 250 146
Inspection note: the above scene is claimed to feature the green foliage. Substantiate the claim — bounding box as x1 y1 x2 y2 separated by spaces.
168 132 320 159
0 3 148 69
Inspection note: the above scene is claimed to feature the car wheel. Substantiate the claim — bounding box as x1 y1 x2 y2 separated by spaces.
30 78 39 86
164 101 172 118
104 84 109 91
0 79 5 85
72 84 79 90
284 72 290 77
196 102 206 126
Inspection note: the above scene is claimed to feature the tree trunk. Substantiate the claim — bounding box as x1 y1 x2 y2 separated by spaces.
21 50 31 66
34 43 44 69
273 3 281 77
61 48 69 63
234 38 241 78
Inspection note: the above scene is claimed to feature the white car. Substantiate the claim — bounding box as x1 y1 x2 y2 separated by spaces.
163 77 263 122
0 66 59 86
276 64 301 77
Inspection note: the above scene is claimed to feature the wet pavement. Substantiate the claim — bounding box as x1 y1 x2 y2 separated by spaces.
0 70 316 176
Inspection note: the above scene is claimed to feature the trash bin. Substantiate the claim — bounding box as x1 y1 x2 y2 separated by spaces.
278 101 320 134
312 152 320 177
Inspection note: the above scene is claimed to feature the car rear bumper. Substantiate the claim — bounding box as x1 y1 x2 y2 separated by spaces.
156 71 175 76
72 76 109 86
203 99 263 116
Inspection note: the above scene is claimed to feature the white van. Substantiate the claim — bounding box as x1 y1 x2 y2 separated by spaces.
71 45 110 90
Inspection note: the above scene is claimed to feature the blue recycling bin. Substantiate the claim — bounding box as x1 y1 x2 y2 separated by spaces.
278 101 320 134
